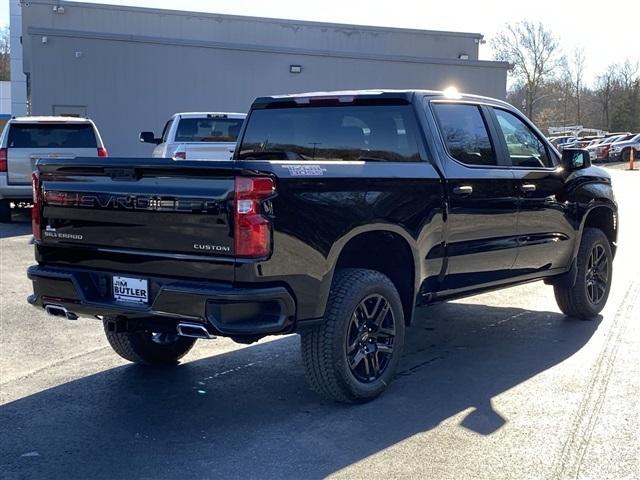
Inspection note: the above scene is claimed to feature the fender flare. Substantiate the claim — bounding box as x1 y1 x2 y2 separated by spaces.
314 223 421 321
571 199 617 261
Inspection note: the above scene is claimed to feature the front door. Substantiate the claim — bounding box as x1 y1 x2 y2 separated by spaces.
431 102 519 294
489 107 574 274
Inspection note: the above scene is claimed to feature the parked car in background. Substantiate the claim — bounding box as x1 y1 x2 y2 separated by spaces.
586 138 607 161
140 112 246 160
0 116 108 222
575 136 603 149
594 134 628 162
608 133 640 162
550 136 579 151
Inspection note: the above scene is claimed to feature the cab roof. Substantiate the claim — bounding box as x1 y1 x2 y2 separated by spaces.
252 89 511 110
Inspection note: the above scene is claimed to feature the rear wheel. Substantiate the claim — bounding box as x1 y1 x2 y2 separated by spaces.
554 228 612 320
300 269 405 403
103 317 196 366
0 200 11 223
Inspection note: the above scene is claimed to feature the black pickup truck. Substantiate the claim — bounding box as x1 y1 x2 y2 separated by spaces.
27 90 617 403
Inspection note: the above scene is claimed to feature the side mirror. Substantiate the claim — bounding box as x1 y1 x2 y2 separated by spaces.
561 148 591 171
139 131 160 144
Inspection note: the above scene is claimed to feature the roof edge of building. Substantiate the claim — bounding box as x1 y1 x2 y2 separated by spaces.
39 0 486 39
27 26 509 69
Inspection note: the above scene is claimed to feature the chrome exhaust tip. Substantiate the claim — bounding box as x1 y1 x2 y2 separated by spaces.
44 304 79 320
176 322 215 339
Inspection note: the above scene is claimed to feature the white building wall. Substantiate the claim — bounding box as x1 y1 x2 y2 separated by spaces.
20 0 509 156
0 81 11 114
10 0 28 116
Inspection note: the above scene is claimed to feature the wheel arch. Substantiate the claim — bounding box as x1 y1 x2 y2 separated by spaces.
323 225 420 326
577 201 618 259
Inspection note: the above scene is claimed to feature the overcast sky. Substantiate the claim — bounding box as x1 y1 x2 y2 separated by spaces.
2 0 639 83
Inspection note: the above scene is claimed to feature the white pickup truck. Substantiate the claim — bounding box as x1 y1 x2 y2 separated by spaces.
0 116 108 222
139 112 246 160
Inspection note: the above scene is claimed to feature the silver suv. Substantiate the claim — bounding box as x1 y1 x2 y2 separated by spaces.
0 116 107 222
609 133 640 161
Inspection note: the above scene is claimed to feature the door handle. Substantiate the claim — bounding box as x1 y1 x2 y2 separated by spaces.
452 185 473 195
520 183 536 193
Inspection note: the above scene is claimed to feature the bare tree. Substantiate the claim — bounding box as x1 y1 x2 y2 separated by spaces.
0 26 9 81
569 49 586 124
610 60 640 131
594 68 616 129
617 60 639 89
492 21 561 121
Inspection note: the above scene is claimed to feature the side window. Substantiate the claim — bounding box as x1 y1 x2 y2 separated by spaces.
160 120 172 143
493 109 554 168
432 103 497 166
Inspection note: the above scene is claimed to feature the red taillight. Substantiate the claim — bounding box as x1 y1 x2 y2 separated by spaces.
31 172 42 241
97 147 108 157
234 176 275 258
0 148 7 172
173 151 186 160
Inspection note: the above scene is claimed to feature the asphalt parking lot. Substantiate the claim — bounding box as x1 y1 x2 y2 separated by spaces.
1 167 638 480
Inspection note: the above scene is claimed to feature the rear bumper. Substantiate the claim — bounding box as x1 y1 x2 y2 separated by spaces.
27 264 296 336
0 174 32 201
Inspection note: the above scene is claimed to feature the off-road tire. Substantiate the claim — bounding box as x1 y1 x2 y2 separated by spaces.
0 200 11 223
103 317 196 366
300 268 405 403
554 228 612 320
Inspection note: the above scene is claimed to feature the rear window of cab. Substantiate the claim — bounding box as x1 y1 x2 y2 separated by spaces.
238 105 422 162
8 123 97 148
175 118 244 143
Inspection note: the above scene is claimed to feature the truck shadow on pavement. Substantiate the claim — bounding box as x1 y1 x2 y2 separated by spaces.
1 302 601 479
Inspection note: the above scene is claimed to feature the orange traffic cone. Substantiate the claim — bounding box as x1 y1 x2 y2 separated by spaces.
629 148 636 171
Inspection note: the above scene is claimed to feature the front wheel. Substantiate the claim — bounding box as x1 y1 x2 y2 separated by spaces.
103 318 197 366
300 269 405 403
554 228 613 320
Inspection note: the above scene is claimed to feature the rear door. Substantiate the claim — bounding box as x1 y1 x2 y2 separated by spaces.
430 101 519 292
6 123 98 185
488 107 574 273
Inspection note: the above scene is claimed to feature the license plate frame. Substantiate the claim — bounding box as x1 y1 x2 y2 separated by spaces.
112 275 149 305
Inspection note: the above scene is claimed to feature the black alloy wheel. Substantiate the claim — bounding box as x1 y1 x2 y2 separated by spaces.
346 294 396 383
300 268 405 403
586 243 609 305
554 228 613 320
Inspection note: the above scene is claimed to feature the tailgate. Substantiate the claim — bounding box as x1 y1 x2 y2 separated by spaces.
180 142 236 160
37 158 237 262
